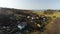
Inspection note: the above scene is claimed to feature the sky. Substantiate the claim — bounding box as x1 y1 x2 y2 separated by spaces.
0 0 60 10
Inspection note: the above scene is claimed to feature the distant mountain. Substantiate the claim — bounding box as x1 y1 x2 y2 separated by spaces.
33 9 44 12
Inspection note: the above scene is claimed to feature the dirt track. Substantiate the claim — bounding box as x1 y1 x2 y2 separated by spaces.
41 17 60 34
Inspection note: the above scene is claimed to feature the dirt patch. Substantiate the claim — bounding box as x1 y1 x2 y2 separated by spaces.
40 17 60 34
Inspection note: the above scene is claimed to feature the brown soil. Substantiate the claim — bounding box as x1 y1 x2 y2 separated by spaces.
41 17 60 34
